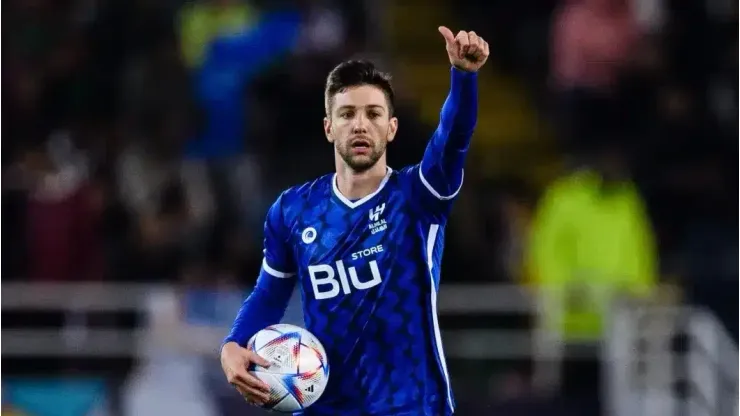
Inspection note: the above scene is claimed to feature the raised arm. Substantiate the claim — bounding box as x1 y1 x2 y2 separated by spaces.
415 27 489 207
419 67 478 199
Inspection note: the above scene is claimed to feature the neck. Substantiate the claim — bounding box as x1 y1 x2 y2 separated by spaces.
335 157 388 201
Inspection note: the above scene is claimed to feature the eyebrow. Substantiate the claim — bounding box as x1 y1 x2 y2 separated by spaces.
336 104 386 112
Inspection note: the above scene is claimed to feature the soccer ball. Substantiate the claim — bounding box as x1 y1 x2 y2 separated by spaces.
246 324 329 412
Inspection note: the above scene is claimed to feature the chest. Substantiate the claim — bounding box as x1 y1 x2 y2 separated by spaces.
291 195 408 265
287 190 423 299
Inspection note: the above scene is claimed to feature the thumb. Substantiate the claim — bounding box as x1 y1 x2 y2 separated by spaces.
438 26 455 46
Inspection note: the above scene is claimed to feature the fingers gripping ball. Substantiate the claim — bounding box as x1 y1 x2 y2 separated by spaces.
247 324 330 412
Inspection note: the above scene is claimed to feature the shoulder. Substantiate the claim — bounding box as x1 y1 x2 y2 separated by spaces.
386 165 455 221
388 164 421 185
280 172 334 204
393 164 419 177
271 173 334 224
382 165 417 200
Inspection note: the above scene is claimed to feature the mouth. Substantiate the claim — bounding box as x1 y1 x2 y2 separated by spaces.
350 138 372 153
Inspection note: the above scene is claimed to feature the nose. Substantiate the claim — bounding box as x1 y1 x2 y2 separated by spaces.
351 113 369 134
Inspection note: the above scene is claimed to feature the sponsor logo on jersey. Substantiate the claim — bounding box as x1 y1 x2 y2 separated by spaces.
302 227 317 244
308 245 385 300
369 203 385 222
368 203 387 234
351 244 384 261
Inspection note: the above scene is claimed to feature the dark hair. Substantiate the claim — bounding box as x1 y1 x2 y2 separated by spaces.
324 60 395 117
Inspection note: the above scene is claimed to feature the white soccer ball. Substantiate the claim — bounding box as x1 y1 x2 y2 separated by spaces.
246 324 329 412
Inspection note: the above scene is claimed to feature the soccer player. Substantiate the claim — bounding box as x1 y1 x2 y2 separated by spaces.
221 26 489 415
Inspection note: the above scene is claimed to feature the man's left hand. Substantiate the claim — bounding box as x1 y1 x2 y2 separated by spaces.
438 26 489 72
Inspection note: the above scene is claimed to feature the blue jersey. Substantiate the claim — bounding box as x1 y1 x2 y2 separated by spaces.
225 67 478 416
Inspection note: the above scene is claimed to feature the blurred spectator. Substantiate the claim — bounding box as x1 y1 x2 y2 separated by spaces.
115 110 196 283
293 0 348 57
179 0 257 69
22 133 104 282
550 0 647 148
551 0 642 91
181 6 302 241
527 138 658 412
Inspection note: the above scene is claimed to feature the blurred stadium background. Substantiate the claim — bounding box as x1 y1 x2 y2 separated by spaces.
1 0 737 415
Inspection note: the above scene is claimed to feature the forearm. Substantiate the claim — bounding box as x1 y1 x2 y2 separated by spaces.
420 67 478 196
438 66 478 143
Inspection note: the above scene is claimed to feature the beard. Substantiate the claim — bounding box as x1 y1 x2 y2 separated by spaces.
336 139 387 173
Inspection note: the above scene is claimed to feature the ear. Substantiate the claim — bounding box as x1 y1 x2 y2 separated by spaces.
386 117 398 143
323 117 333 143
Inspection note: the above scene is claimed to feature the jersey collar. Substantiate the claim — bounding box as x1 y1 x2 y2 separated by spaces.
332 167 392 209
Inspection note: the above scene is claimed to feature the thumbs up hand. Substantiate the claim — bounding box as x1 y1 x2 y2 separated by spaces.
438 26 489 72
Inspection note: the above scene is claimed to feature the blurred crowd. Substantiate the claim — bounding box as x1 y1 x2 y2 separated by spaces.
1 0 737 415
454 0 737 333
3 0 377 287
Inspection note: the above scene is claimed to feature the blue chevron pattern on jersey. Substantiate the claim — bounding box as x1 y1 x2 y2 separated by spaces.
265 165 456 416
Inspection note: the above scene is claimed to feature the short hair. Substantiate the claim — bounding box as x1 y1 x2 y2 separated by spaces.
324 60 395 117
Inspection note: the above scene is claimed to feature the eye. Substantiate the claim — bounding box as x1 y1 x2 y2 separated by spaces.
368 111 381 119
339 111 354 119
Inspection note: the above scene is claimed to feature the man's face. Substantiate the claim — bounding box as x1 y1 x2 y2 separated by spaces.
324 85 397 173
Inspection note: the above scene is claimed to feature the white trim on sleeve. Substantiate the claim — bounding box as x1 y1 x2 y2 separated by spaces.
418 167 464 200
261 258 295 278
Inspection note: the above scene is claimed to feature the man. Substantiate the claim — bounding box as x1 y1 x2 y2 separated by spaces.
527 138 657 415
221 26 488 415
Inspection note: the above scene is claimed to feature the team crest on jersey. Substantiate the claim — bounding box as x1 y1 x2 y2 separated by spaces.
302 227 318 244
368 203 387 234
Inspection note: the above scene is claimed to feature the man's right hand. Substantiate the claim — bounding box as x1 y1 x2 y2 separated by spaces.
220 341 272 405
